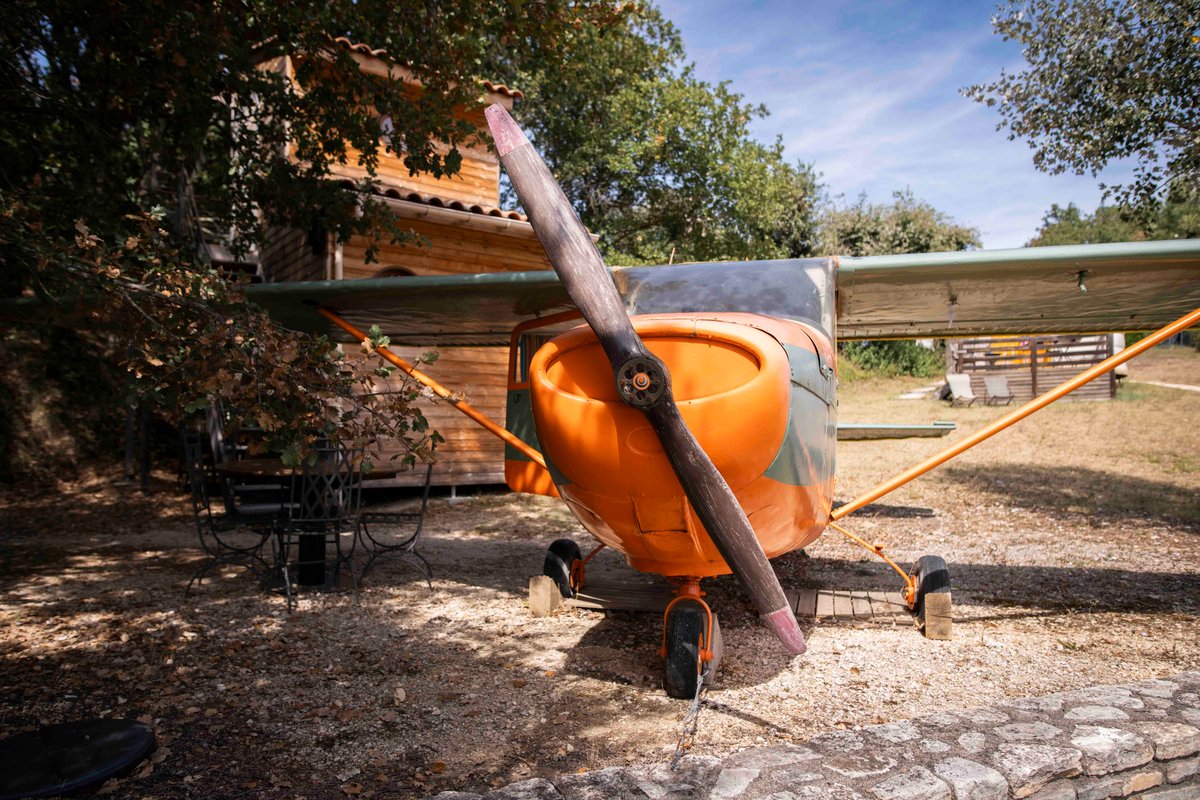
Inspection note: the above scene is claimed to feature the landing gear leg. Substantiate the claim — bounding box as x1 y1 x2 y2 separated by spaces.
828 522 953 640
660 580 723 699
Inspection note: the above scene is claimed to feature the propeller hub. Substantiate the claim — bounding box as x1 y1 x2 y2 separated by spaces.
617 356 667 408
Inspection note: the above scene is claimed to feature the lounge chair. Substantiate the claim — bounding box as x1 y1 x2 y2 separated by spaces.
984 375 1015 406
945 373 977 406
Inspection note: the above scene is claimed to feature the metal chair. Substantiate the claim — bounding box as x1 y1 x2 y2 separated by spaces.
945 373 978 407
182 434 274 595
206 400 286 514
984 375 1015 406
355 462 435 589
276 445 364 612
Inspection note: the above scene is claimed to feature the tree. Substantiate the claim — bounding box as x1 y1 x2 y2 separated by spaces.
965 0 1200 213
500 4 821 265
815 191 979 378
0 0 611 475
1026 204 1145 246
814 190 980 257
1028 190 1200 246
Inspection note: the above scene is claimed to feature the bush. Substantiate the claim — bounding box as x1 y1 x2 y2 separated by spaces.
1125 331 1197 349
838 340 945 378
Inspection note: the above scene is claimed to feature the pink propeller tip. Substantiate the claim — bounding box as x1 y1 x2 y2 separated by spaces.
484 104 529 157
763 606 808 655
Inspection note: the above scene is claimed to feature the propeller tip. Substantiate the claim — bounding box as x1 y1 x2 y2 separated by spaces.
484 104 528 157
763 606 808 655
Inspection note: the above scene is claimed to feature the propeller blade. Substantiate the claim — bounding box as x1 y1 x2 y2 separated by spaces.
486 104 806 655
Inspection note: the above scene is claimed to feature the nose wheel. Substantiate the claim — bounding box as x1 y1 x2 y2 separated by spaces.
660 582 723 699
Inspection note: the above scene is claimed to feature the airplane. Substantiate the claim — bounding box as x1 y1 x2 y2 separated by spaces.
244 105 1200 698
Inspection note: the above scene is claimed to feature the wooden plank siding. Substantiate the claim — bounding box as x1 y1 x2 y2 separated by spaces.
343 219 551 277
331 141 499 207
950 335 1116 402
366 345 510 487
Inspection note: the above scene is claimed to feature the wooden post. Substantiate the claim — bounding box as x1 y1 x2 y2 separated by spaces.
1107 334 1116 398
1029 337 1039 396
528 575 562 618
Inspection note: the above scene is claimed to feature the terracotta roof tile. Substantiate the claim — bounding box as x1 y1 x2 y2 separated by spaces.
379 188 527 221
335 180 527 222
330 37 524 98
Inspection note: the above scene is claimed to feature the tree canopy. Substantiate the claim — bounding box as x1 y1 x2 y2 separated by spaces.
1027 191 1200 246
1 0 611 258
965 0 1200 213
0 0 612 471
814 190 981 257
501 5 821 265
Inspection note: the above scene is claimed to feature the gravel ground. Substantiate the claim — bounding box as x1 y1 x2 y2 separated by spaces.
0 346 1197 798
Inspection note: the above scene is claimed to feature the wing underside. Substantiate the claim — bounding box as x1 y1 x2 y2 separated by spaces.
221 240 1200 345
836 240 1200 339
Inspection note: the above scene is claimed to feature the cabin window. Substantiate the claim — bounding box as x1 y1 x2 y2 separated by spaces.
375 265 416 278
512 333 556 385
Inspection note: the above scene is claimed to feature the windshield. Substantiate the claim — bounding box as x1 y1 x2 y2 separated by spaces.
616 258 836 338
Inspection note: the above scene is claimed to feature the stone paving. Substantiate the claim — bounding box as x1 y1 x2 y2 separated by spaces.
428 673 1200 800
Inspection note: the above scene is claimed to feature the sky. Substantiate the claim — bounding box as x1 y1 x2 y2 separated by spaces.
655 0 1134 249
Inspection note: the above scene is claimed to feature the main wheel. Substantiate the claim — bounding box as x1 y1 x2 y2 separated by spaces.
662 600 706 699
912 555 952 640
542 538 582 598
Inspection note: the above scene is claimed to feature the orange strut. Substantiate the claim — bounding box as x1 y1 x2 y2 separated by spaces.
570 543 607 592
827 521 916 604
314 306 547 469
832 306 1200 521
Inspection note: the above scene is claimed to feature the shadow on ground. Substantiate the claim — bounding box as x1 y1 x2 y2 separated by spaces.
941 463 1200 529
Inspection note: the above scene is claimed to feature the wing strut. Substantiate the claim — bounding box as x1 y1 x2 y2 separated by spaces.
832 306 1200 522
312 305 547 469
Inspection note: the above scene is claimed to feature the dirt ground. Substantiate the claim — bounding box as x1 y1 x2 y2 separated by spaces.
1 346 1197 798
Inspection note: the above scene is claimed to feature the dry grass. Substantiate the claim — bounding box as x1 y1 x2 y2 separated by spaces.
0 345 1197 798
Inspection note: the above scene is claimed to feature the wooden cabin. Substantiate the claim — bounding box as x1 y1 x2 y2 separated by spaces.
258 39 553 487
949 335 1118 402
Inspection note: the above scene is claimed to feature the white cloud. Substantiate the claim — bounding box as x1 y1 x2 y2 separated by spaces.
656 1 1136 248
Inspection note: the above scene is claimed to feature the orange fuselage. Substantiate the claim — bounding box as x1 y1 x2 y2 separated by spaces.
505 313 837 579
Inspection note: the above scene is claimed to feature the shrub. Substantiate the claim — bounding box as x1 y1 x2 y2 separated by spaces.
838 340 945 378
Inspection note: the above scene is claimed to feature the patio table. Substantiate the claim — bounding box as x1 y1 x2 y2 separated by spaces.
214 458 407 587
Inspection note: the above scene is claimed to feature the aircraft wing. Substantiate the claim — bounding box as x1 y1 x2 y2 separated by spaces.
245 257 838 346
245 269 572 347
245 239 1200 345
836 240 1200 339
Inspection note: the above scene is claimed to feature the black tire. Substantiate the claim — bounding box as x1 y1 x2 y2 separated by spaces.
662 600 706 699
912 555 951 619
543 538 582 598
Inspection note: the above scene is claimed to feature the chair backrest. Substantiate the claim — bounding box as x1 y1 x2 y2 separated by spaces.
205 401 239 464
289 445 364 531
946 373 976 399
412 461 435 534
182 433 216 526
984 375 1012 396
